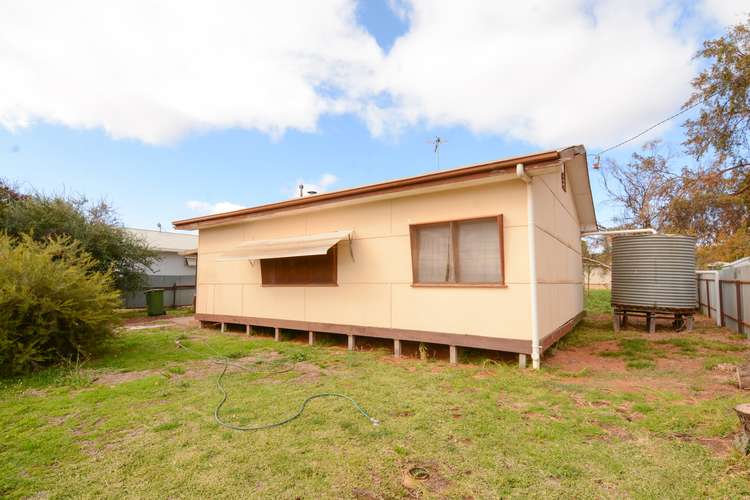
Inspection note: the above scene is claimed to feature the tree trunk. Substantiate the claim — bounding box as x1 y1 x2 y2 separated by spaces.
734 403 750 454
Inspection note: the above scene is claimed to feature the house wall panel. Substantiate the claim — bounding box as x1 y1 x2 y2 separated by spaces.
532 170 584 341
337 236 412 285
198 224 246 253
305 284 391 328
244 216 308 241
196 284 215 314
306 200 392 239
390 180 527 235
503 225 530 284
241 285 305 320
197 178 537 346
214 284 243 316
391 284 531 339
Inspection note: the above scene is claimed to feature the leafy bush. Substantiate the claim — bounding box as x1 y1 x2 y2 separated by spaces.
0 233 121 375
0 189 157 292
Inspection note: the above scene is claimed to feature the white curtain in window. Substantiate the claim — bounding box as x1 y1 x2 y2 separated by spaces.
417 224 452 282
457 219 500 283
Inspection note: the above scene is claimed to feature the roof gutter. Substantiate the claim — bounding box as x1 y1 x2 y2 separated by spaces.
581 228 657 237
516 163 540 370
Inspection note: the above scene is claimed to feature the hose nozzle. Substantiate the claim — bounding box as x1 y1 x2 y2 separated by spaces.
370 418 380 426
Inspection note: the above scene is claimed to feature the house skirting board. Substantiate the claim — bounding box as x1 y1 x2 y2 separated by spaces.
195 311 585 356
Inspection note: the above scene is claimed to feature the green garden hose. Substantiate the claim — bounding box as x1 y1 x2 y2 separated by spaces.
175 339 380 431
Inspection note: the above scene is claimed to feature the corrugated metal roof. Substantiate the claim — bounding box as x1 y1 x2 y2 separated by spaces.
126 228 198 252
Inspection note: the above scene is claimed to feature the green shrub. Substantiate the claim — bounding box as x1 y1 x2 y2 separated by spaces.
0 190 157 292
0 233 121 375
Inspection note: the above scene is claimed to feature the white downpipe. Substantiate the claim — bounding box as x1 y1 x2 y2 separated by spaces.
581 228 657 237
516 163 540 369
696 270 722 326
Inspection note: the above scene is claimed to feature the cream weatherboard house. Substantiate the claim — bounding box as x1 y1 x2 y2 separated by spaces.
173 146 597 368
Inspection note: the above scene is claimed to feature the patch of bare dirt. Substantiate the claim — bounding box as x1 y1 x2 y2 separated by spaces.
671 432 733 456
395 410 414 417
546 314 748 399
547 340 628 373
351 488 380 500
291 361 324 382
93 369 160 385
401 462 451 497
72 417 105 437
22 388 47 397
170 316 199 328
121 314 198 329
597 423 635 442
472 370 494 379
48 412 80 426
91 352 285 386
80 428 145 457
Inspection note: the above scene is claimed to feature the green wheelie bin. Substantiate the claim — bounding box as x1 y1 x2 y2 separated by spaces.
145 289 166 316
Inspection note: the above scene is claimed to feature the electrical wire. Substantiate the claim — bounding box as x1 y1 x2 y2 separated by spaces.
174 339 380 431
590 95 711 167
595 99 705 156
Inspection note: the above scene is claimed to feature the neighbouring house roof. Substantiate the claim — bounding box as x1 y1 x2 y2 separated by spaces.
172 146 597 232
126 227 198 253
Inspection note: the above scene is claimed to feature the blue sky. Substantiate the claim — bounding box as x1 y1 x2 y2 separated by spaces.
0 1 746 230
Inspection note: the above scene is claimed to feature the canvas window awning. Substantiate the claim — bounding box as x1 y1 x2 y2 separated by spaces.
217 229 353 262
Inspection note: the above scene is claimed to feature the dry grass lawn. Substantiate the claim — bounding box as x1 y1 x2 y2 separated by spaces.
2 290 750 498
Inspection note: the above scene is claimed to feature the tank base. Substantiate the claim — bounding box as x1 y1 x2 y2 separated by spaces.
612 306 696 334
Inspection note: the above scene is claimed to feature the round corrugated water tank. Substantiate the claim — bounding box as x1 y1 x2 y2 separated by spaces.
611 234 697 310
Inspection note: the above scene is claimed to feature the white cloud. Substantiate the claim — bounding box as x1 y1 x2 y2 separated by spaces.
0 1 738 149
186 200 245 215
368 0 700 147
319 173 339 188
0 0 382 144
699 0 748 27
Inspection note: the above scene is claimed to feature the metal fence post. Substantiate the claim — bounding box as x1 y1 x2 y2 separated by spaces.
719 280 725 327
738 282 744 337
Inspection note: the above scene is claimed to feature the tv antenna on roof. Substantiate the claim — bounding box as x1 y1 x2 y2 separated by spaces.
427 136 447 168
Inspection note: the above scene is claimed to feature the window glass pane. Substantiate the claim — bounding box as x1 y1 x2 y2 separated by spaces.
417 224 453 283
457 219 500 283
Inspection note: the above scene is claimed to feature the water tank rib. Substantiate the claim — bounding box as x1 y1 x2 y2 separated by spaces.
611 234 697 310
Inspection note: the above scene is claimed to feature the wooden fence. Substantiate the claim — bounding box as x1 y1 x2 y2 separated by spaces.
697 274 749 336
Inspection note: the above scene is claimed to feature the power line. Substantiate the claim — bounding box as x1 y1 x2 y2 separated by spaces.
591 97 708 166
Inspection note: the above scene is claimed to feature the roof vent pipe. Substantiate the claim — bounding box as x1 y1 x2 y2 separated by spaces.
516 163 540 369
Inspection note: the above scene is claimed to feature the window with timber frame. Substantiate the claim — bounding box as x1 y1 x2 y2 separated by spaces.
409 215 504 287
260 246 338 286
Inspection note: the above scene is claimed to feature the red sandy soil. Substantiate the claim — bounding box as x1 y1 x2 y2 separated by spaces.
545 315 749 400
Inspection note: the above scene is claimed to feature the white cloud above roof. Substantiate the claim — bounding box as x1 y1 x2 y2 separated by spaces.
698 0 748 26
186 200 246 215
0 1 744 148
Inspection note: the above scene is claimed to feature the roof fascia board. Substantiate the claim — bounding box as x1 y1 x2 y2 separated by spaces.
173 151 561 230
